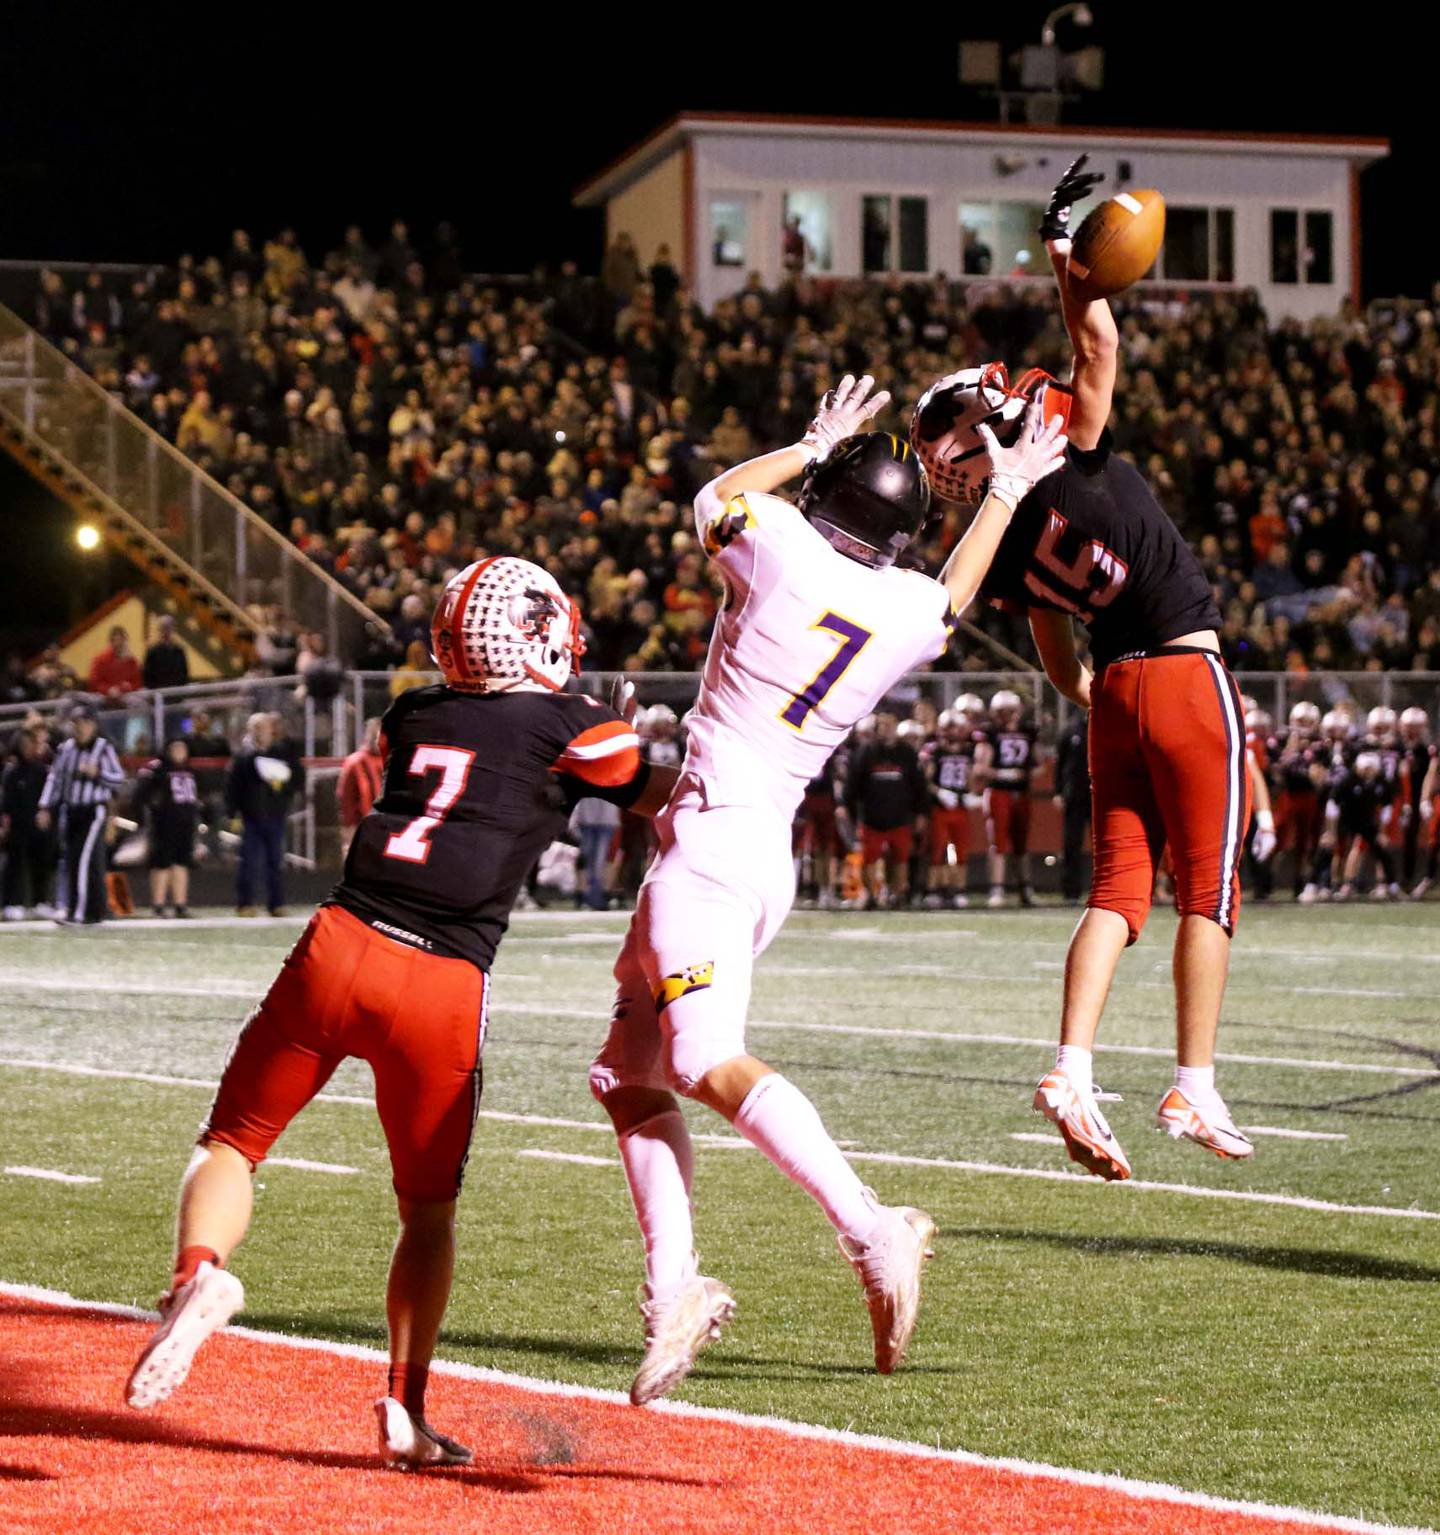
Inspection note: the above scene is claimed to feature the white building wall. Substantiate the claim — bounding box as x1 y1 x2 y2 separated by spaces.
687 128 1363 321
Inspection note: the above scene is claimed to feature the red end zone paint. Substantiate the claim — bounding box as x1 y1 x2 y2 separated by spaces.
0 1294 1421 1535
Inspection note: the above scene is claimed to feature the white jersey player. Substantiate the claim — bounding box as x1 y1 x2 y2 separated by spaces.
589 376 1067 1405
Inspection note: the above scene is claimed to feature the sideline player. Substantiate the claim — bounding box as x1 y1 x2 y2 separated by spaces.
982 688 1038 907
916 156 1257 1179
125 557 676 1465
590 374 1068 1403
924 707 979 908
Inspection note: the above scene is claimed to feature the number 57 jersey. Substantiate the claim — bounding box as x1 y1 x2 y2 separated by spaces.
686 486 957 815
332 685 645 969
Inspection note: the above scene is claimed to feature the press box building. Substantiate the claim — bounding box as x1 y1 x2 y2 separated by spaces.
574 112 1389 319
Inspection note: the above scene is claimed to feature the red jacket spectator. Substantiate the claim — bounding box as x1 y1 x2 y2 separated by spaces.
338 719 385 853
87 627 143 697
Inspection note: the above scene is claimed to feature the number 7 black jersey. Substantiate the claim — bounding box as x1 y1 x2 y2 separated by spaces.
331 685 646 970
979 430 1220 669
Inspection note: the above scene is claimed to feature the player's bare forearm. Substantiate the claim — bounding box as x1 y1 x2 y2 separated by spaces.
1247 753 1273 817
707 444 816 506
938 492 1018 615
1028 606 1093 709
630 764 680 819
1046 238 1117 452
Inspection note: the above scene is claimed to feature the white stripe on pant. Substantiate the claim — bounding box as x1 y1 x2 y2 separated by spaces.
72 808 105 923
1203 655 1245 929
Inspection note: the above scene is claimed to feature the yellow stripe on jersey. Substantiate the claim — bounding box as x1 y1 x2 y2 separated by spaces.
653 962 715 1014
702 494 757 558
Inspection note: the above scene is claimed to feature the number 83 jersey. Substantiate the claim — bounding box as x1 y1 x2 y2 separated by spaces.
332 684 645 969
686 484 957 816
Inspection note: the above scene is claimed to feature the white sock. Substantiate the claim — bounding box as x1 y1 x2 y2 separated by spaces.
733 1074 879 1246
1055 1044 1093 1097
617 1109 696 1297
1175 1064 1219 1106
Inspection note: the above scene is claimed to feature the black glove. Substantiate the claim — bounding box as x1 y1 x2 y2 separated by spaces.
1039 154 1105 243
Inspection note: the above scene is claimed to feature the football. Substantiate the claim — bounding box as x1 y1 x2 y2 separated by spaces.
1066 188 1166 303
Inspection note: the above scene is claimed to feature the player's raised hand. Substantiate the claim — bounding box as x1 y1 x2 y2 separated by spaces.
977 395 1068 510
1040 152 1105 243
609 676 639 725
801 373 892 458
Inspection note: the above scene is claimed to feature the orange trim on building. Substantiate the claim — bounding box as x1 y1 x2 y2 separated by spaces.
1350 164 1363 306
681 139 696 284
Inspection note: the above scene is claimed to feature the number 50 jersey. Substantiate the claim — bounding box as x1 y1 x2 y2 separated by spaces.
332 684 645 969
685 484 957 816
980 431 1221 670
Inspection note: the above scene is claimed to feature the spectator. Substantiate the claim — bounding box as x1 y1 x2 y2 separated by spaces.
88 627 143 699
338 716 385 856
1 725 57 919
138 737 200 918
570 794 620 911
142 615 190 691
602 232 641 306
225 711 304 917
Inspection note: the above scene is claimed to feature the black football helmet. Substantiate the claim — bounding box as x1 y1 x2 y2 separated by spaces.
797 432 931 568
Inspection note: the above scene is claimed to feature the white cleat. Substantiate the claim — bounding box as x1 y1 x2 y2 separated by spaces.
1156 1086 1255 1161
951 893 969 910
838 1200 936 1374
125 1261 244 1409
1032 1070 1132 1181
375 1395 474 1468
987 887 1006 909
1411 877 1432 900
1297 883 1319 906
631 1273 736 1406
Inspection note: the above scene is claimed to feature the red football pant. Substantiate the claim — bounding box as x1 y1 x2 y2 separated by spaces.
861 825 914 866
797 792 841 857
929 807 971 866
985 790 1031 856
203 904 489 1202
1088 650 1252 943
1277 787 1323 864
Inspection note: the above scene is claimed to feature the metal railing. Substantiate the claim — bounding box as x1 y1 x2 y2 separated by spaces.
0 301 387 658
7 671 1438 766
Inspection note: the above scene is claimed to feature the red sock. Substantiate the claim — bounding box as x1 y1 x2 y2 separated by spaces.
388 1362 429 1417
171 1245 220 1292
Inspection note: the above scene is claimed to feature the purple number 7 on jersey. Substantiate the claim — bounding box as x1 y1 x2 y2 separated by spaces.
780 612 875 730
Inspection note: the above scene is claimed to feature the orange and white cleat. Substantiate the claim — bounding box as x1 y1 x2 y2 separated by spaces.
1032 1071 1132 1181
1155 1087 1254 1160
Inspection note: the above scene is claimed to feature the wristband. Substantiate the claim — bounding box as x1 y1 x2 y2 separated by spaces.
986 473 1031 511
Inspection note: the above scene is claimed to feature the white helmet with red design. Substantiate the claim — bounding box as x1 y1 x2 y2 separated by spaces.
431 557 584 694
910 363 1073 505
956 692 986 722
1245 707 1272 737
990 689 1023 726
1289 700 1321 733
1366 705 1398 740
1399 706 1429 742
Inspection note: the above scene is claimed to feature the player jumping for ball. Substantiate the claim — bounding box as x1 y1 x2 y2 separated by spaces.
590 374 1067 1404
911 156 1256 1180
125 558 676 1465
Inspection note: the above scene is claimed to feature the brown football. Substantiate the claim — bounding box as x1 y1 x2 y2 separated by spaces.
1066 189 1165 303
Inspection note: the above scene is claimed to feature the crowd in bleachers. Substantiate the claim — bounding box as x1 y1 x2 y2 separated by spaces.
22 222 1440 679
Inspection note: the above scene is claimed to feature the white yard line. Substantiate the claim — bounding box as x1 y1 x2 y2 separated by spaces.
0 1055 1431 1225
1242 1127 1350 1142
3 1165 99 1185
0 1279 1431 1535
266 1157 359 1175
4 974 1433 1077
1009 1132 1064 1147
516 1148 618 1168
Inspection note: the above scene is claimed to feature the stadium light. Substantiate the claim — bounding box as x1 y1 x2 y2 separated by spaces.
75 523 102 552
1041 3 1092 46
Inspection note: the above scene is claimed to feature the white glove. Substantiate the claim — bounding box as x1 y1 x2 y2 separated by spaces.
609 677 638 725
936 789 960 811
1252 808 1277 863
977 395 1068 511
801 374 891 459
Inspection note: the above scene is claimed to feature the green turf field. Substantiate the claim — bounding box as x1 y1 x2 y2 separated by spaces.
1 904 1437 1527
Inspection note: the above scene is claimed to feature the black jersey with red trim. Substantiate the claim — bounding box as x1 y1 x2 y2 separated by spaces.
984 726 1037 791
1402 742 1437 808
331 685 646 969
927 743 976 797
979 431 1221 669
1278 734 1323 794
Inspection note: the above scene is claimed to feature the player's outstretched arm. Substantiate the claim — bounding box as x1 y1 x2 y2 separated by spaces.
939 397 1067 616
700 374 891 512
1041 154 1118 452
1028 607 1092 710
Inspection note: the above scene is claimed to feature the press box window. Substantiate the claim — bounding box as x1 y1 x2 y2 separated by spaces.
862 195 929 274
710 201 748 268
1162 206 1235 282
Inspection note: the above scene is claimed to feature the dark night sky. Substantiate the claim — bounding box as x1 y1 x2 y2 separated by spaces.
0 5 1420 648
0 6 1417 290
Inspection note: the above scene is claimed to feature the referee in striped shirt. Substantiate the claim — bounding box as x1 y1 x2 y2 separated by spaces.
36 705 126 924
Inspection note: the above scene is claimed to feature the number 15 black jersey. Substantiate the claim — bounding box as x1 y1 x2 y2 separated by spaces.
980 431 1220 669
331 685 646 970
